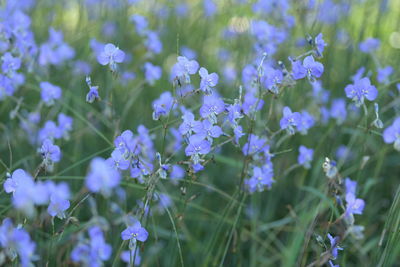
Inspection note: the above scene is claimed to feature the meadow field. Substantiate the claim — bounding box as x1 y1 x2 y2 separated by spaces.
0 0 400 266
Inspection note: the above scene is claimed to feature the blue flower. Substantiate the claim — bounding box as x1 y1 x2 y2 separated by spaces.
185 134 212 157
330 98 347 124
327 233 343 260
383 117 400 151
315 33 327 56
359 37 380 53
172 56 199 84
179 111 203 136
40 138 61 165
245 164 275 193
144 62 162 85
85 157 121 197
199 67 219 94
40 81 62 106
279 106 302 134
298 145 314 169
121 221 149 243
97 43 125 71
377 66 393 84
199 95 225 123
344 77 377 106
152 91 175 120
291 55 324 81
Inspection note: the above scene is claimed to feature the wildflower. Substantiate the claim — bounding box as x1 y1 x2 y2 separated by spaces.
145 31 163 54
130 14 148 35
279 106 302 135
152 91 175 120
199 95 225 124
298 145 314 169
297 111 315 135
344 77 377 106
97 43 125 71
377 66 393 84
199 67 219 94
107 149 130 170
242 92 264 115
178 111 203 136
330 98 347 124
0 218 37 267
71 226 112 266
291 55 324 81
144 62 162 85
242 134 267 156
121 221 149 245
263 67 283 94
359 37 380 53
85 76 100 103
57 113 73 139
195 119 223 142
383 117 400 151
344 178 365 217
40 139 61 166
327 233 343 260
47 195 70 219
315 33 327 56
2 52 21 74
85 157 121 197
38 120 62 142
185 135 211 157
245 164 275 193
40 81 62 105
171 56 199 84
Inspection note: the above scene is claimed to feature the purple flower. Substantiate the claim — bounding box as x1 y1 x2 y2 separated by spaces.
359 38 380 53
38 120 62 141
40 81 62 105
351 66 366 82
345 193 365 215
327 233 343 260
131 14 148 35
47 194 70 219
0 218 36 267
86 77 100 103
315 33 327 56
71 226 112 266
263 67 283 94
242 92 264 115
345 77 377 106
234 125 245 144
152 91 175 120
195 119 223 142
2 52 21 73
199 95 225 123
97 43 125 70
199 67 219 94
330 98 347 124
383 117 400 151
144 62 162 85
40 139 61 164
298 145 314 169
279 106 302 134
242 134 267 156
107 149 130 170
297 111 315 134
171 56 199 84
345 178 357 196
291 55 324 81
203 0 217 17
377 66 393 84
245 164 275 193
86 157 121 196
226 103 243 125
178 112 203 136
145 31 163 54
121 221 149 242
58 113 73 139
185 135 212 157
